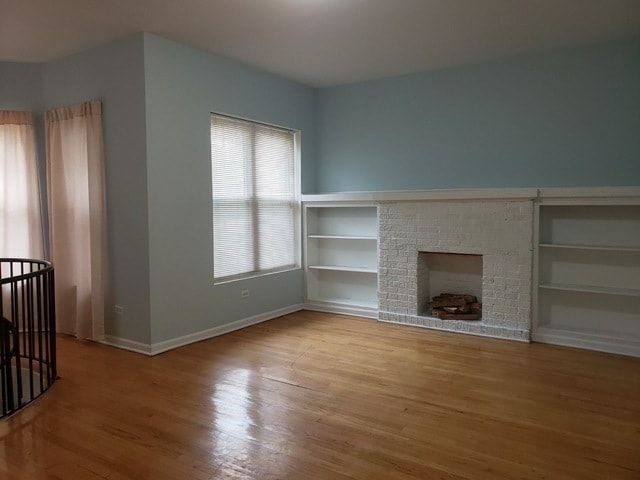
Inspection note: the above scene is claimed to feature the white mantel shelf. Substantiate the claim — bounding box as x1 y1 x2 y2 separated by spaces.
302 186 640 203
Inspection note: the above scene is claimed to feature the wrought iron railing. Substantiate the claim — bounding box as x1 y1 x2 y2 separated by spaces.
0 258 56 418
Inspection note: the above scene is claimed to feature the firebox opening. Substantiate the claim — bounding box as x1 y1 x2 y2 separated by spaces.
417 252 483 318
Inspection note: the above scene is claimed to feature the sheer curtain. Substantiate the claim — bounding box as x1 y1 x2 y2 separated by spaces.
0 111 44 259
46 101 106 341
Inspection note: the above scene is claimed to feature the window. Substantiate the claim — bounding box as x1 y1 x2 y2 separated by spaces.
0 111 44 260
211 113 300 283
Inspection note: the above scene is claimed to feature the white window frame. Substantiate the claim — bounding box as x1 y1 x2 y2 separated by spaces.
211 112 301 284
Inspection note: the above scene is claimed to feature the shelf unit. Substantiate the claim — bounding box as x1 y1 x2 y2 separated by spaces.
533 203 640 356
303 203 378 318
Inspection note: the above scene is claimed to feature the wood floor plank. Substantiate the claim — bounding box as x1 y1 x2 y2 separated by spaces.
1 311 639 479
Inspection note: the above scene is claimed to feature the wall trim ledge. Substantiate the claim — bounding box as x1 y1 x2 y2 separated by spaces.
537 186 640 199
303 188 538 202
302 186 640 203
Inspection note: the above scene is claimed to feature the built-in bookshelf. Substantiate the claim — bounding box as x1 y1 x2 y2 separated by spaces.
303 204 378 318
533 203 640 356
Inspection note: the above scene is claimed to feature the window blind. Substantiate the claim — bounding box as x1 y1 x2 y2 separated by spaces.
211 114 299 282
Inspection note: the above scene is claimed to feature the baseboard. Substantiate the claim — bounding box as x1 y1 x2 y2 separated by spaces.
101 336 153 356
303 301 378 319
102 304 304 356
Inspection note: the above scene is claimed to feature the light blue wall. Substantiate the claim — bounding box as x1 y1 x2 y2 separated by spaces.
142 34 316 343
315 39 640 192
0 62 42 111
3 34 316 347
41 34 151 344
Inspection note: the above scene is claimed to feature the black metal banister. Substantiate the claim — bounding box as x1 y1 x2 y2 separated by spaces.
1 258 56 418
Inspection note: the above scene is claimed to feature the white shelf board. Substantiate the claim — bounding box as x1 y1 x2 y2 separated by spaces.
304 300 378 319
537 186 640 200
306 296 378 309
533 325 640 357
302 187 538 203
308 265 378 274
302 186 640 204
308 235 377 240
539 243 640 252
539 283 640 297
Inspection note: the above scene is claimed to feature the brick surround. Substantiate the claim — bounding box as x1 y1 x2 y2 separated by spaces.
378 200 533 341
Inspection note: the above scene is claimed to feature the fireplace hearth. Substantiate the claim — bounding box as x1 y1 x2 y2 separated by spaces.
427 293 482 320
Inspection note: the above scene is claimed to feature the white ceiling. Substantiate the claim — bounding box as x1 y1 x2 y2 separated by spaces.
1 0 639 87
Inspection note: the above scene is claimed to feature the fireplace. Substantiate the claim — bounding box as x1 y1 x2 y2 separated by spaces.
417 252 482 317
378 200 533 341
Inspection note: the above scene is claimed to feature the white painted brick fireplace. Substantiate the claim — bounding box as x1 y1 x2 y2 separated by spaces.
378 200 533 341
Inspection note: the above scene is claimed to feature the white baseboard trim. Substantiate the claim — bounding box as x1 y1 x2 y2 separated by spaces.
303 301 378 319
101 336 153 356
103 304 304 356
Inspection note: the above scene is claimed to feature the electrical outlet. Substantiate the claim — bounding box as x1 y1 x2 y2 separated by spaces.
114 305 123 315
241 290 250 298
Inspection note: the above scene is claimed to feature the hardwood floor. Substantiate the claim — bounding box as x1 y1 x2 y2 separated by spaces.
1 310 639 479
